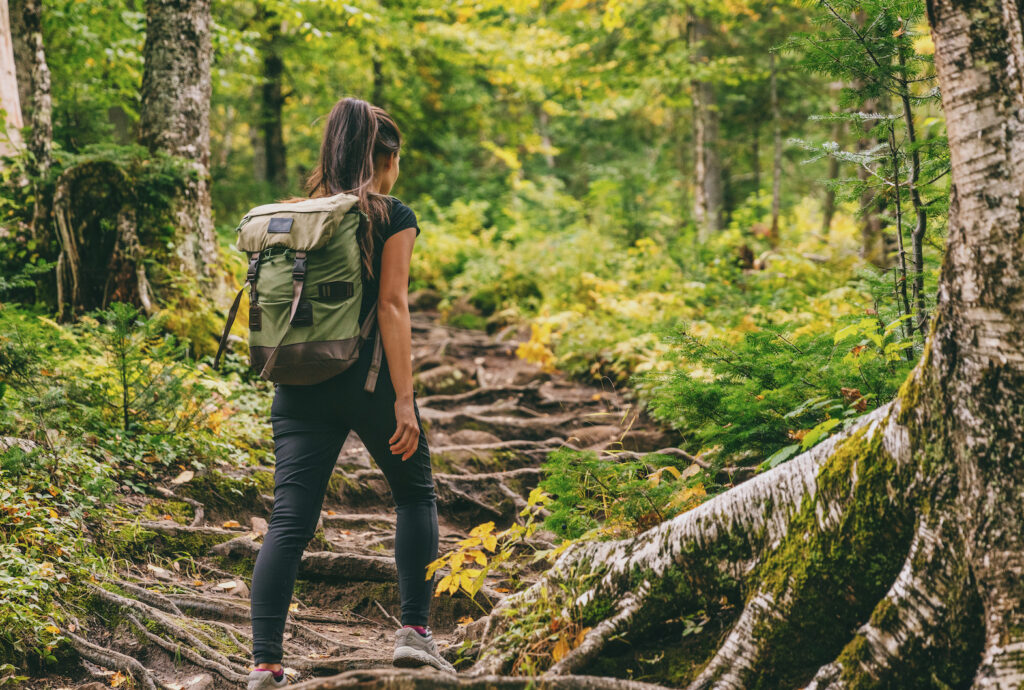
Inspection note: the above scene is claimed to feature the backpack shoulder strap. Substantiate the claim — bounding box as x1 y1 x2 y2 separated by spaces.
213 252 261 370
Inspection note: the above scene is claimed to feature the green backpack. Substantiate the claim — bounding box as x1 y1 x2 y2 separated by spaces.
213 192 383 390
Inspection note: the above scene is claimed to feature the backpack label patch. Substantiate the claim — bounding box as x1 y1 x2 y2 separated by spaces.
268 217 294 233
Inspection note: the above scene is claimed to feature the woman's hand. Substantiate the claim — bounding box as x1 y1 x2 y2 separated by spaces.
390 394 419 461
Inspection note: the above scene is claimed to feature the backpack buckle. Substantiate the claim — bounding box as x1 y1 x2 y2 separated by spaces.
292 252 307 282
246 253 260 282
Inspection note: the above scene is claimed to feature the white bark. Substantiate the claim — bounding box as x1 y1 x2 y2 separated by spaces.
473 405 899 677
0 0 24 157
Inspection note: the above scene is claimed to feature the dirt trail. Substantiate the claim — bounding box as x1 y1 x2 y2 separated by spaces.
60 311 681 690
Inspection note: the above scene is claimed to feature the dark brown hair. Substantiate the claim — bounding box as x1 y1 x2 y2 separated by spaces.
302 97 402 279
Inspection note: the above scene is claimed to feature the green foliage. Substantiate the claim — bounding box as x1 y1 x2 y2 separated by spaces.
0 442 115 668
540 448 712 541
0 303 270 672
639 316 914 470
89 302 208 433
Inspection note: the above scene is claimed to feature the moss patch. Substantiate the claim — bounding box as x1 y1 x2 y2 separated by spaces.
141 499 193 525
176 471 267 522
745 428 916 688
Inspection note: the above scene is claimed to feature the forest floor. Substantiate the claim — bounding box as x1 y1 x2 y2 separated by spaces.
48 308 681 690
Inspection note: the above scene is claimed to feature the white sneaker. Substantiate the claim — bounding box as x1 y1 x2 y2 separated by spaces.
246 669 287 690
392 627 457 675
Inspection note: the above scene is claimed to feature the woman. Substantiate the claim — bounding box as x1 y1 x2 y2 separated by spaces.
246 98 454 690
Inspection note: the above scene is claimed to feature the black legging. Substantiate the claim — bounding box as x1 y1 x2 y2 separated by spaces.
250 339 438 665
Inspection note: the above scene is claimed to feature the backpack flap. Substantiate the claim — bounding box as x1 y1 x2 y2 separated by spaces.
236 192 360 253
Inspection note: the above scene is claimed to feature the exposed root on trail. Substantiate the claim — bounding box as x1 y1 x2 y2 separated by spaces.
63 628 160 690
291 668 677 689
59 312 694 688
472 404 901 679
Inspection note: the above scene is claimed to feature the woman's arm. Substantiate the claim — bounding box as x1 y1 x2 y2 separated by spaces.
377 226 419 460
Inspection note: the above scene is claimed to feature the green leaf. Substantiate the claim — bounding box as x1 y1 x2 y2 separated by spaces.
765 444 800 468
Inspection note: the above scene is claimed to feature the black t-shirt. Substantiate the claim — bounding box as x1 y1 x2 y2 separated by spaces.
359 196 420 325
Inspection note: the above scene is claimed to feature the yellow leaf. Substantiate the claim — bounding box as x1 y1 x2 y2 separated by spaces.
48 508 59 519
450 553 465 571
552 634 571 662
436 574 453 596
289 603 299 612
458 616 474 625
483 535 498 552
469 521 495 537
221 520 241 529
44 624 60 634
47 485 59 497
457 536 482 548
467 550 487 566
575 626 592 648
109 671 128 688
448 574 460 595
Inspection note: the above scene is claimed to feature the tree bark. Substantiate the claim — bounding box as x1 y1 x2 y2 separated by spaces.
690 11 722 241
0 0 24 157
768 48 782 244
821 82 843 235
139 0 216 279
9 0 51 239
260 17 288 190
468 0 1024 684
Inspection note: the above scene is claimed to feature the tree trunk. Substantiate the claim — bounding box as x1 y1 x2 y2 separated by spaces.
469 0 1024 685
261 18 288 190
139 0 216 279
0 0 24 157
768 48 782 244
9 0 51 239
821 86 842 235
690 11 722 241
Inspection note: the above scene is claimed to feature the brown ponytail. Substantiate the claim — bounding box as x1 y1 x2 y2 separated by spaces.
302 97 402 280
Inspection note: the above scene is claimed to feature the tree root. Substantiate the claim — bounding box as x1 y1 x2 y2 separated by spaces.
419 409 583 440
90 584 250 678
547 585 651 676
211 536 399 581
63 628 159 690
687 588 789 689
291 668 675 690
472 405 896 677
123 613 249 683
804 515 975 689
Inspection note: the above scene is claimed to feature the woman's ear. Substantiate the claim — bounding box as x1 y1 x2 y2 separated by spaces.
375 153 393 173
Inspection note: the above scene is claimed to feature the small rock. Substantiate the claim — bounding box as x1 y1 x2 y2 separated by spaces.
415 364 475 395
251 517 269 536
464 615 489 642
182 674 214 690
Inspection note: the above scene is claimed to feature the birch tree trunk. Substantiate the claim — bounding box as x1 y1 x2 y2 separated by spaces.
139 0 216 279
469 0 1024 685
9 0 51 240
0 0 24 157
